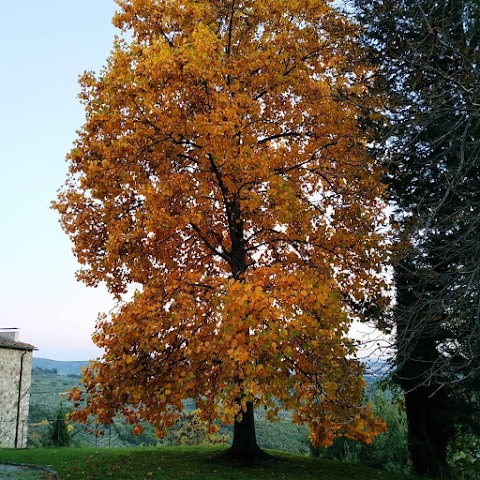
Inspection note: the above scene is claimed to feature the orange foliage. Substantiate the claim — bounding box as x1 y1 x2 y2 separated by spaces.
54 0 389 447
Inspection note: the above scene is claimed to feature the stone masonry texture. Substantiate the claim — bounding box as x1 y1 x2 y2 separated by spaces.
0 347 33 447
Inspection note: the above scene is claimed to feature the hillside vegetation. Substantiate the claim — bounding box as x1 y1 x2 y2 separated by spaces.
32 357 88 376
28 366 310 454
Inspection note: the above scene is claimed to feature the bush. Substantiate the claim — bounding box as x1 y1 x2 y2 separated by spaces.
167 410 228 446
311 387 410 473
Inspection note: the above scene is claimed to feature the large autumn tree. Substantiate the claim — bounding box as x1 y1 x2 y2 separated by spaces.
54 0 389 460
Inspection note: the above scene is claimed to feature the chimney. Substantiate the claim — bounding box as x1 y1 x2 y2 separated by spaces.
0 328 20 342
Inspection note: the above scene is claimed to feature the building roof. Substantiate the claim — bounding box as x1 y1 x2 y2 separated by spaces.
0 337 37 351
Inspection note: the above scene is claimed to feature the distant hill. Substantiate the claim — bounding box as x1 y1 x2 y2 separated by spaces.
364 358 390 386
31 357 389 381
32 357 89 376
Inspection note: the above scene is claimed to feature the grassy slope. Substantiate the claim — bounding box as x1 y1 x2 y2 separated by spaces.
0 446 417 480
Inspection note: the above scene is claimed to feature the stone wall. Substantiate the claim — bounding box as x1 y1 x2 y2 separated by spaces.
0 348 33 448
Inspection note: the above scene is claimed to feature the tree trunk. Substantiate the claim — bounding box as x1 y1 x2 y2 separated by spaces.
227 401 264 461
403 385 453 478
394 261 455 477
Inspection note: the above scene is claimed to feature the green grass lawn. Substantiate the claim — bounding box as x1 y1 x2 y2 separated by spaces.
0 446 417 480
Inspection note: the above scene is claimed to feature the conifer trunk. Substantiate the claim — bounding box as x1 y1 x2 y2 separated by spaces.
404 386 452 477
397 335 454 477
394 263 455 477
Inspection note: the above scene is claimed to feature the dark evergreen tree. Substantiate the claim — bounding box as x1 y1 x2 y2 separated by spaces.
354 0 480 476
51 404 71 447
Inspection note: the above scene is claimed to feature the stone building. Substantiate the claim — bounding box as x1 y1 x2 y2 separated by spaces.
0 329 36 448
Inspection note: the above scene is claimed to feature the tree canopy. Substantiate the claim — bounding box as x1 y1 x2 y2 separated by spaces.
55 0 389 459
355 0 480 475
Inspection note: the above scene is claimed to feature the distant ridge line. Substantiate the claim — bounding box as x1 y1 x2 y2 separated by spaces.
32 357 89 376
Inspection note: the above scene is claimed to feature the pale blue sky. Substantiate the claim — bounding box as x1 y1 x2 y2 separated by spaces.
0 0 119 360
